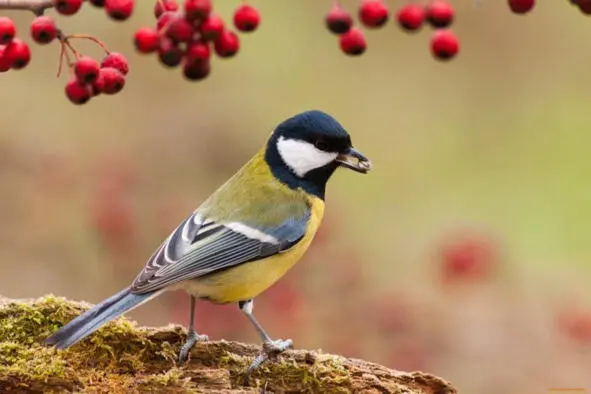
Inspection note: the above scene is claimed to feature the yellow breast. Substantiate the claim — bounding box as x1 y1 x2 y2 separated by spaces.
182 196 325 304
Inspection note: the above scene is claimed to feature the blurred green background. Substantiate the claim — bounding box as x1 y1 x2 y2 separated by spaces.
1 1 591 393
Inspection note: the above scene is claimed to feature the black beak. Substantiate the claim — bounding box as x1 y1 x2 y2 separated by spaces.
336 147 372 174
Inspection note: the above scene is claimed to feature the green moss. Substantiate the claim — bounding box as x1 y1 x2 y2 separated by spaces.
0 295 455 393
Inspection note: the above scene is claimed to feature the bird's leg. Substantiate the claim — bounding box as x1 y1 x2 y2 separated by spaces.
178 295 208 365
239 299 293 374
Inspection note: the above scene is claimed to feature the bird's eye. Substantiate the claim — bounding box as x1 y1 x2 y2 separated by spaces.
314 139 329 151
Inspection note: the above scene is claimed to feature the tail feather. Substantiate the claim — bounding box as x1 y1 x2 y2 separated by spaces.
45 287 159 349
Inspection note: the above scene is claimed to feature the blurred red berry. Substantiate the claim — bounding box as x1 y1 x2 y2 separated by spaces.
183 58 211 81
154 0 178 18
358 0 389 28
74 56 100 83
5 39 31 69
200 14 225 41
0 46 12 72
233 4 260 32
396 4 425 32
134 27 160 53
99 67 126 94
166 16 195 43
157 11 175 31
158 37 184 67
426 0 454 28
101 52 129 75
431 29 459 61
214 30 240 58
65 79 92 105
52 0 83 15
30 16 57 44
89 0 105 7
577 0 591 13
440 233 495 283
508 0 535 13
105 0 134 21
0 17 16 45
339 27 366 56
183 0 212 21
185 40 210 63
325 2 353 34
557 309 591 344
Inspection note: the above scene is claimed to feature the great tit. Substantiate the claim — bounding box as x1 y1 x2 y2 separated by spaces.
45 110 372 372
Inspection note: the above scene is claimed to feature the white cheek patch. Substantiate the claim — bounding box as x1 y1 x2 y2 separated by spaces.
277 136 337 177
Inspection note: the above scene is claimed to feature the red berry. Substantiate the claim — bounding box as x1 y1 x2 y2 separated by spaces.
5 39 31 70
166 16 195 43
91 73 105 96
105 0 134 21
185 40 210 63
52 0 83 15
325 2 353 34
508 0 535 13
154 0 178 18
214 30 240 58
30 16 57 44
426 1 454 28
157 12 175 31
100 67 125 94
233 4 260 32
74 56 100 83
158 37 183 67
101 52 129 75
183 58 210 81
580 1 591 14
134 27 160 53
0 46 12 72
199 14 224 41
339 27 366 56
358 0 389 29
396 4 425 32
89 0 106 7
65 79 92 105
430 29 459 61
0 17 16 45
183 0 212 22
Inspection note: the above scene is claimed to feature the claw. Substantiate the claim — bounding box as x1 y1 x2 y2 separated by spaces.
246 339 293 375
178 330 209 365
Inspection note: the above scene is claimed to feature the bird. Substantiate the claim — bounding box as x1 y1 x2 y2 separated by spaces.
45 110 372 373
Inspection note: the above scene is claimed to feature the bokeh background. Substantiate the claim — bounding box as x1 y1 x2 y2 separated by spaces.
2 1 591 393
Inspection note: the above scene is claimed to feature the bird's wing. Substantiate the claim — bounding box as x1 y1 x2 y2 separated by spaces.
130 208 310 294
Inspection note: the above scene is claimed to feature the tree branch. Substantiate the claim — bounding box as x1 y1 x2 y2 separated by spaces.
0 0 57 14
0 295 458 393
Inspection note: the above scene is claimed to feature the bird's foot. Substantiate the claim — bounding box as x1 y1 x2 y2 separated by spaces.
246 338 293 375
177 330 209 365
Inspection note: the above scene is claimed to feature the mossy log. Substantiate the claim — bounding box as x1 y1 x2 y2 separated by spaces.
0 295 457 394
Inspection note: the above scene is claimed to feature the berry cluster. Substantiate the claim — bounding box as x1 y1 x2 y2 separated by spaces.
0 17 31 72
325 0 459 61
66 52 128 105
133 0 260 82
1 0 134 104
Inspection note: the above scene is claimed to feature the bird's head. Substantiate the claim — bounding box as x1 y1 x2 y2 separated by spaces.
265 110 372 198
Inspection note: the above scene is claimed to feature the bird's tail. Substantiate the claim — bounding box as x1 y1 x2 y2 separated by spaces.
45 287 160 349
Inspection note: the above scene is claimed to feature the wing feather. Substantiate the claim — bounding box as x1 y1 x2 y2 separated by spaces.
131 207 310 294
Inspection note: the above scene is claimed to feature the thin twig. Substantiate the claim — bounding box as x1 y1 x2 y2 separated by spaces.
0 0 54 14
66 34 110 55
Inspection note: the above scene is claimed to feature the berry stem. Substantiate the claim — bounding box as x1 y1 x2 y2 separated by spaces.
65 34 110 55
0 0 86 15
56 29 80 77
